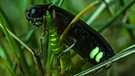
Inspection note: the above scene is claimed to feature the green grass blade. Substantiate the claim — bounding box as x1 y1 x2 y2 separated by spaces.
0 11 16 76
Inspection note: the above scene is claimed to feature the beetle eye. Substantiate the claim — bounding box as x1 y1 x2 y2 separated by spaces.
29 7 44 18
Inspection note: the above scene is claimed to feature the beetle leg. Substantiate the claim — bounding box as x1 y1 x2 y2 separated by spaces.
41 15 48 37
57 38 77 58
38 15 48 55
52 9 56 22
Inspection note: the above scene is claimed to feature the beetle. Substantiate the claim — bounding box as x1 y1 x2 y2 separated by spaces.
25 3 115 65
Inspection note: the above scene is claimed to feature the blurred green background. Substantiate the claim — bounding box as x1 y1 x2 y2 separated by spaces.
0 0 135 76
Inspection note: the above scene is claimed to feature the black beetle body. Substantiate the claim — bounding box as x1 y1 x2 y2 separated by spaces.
25 4 115 64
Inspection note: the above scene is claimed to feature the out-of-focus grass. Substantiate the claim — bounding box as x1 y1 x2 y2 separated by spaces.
0 0 135 76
